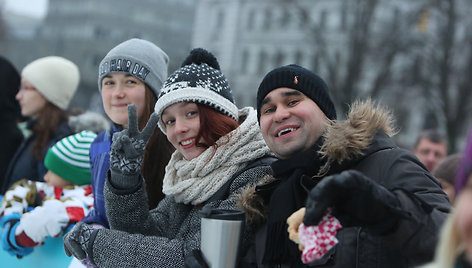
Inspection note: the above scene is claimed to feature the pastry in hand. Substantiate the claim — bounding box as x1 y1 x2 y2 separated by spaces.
286 207 306 250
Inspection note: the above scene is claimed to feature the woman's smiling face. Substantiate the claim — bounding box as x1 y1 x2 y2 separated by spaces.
161 102 207 160
101 72 146 128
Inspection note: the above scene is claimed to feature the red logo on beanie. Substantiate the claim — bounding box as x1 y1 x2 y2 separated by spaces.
294 76 299 84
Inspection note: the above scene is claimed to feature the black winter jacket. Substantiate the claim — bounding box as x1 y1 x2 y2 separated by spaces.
309 131 450 267
1 120 72 193
0 56 23 189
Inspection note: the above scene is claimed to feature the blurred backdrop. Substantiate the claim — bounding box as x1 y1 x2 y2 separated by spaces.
1 0 472 152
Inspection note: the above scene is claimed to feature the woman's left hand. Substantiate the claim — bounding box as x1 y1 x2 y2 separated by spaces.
109 105 158 188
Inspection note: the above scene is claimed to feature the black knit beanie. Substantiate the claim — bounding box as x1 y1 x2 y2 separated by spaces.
257 64 336 122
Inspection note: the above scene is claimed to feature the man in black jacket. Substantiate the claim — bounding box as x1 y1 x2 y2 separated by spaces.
251 64 451 267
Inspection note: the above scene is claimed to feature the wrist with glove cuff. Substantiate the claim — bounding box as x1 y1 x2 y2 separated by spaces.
109 104 158 190
109 168 142 190
63 222 99 265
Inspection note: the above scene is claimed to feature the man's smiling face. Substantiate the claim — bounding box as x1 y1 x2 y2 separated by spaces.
259 87 329 159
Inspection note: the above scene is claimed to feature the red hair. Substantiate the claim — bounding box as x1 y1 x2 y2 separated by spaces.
195 104 239 149
141 87 174 209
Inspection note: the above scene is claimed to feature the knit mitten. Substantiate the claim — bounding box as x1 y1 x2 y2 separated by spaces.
63 222 99 265
78 224 105 268
298 210 342 263
109 104 158 189
304 170 408 234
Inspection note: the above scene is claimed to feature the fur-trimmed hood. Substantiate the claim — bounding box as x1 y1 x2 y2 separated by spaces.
318 98 396 175
238 99 397 225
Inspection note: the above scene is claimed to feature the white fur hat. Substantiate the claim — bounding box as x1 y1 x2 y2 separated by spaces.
22 56 80 110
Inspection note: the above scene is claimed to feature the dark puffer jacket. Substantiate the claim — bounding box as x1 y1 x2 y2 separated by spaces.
1 120 71 193
0 57 23 188
1 111 109 194
240 100 451 268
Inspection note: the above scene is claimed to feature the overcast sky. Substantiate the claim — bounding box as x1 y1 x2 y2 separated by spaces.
3 0 48 19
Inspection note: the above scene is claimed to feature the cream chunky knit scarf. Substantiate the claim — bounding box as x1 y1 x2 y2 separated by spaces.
162 107 271 205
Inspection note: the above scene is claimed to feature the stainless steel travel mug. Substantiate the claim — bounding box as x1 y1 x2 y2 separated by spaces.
200 208 245 268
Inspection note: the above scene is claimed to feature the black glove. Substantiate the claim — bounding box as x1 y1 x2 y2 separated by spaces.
109 104 158 189
304 170 406 234
63 222 99 264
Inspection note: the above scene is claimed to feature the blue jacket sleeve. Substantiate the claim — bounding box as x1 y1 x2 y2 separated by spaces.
80 130 114 228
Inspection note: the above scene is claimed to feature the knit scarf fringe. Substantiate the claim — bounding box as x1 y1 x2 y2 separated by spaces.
262 220 302 265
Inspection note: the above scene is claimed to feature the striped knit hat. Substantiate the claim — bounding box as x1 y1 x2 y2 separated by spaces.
44 131 96 185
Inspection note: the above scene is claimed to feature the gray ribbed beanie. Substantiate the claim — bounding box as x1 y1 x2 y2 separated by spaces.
98 38 169 97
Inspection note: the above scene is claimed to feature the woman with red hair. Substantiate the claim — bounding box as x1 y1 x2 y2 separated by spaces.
64 48 274 267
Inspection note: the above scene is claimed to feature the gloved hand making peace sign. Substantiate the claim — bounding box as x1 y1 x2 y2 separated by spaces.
109 104 158 189
63 104 158 264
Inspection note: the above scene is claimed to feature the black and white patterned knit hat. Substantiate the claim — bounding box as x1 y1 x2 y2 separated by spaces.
154 48 238 133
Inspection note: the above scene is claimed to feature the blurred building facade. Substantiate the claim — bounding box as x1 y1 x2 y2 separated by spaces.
1 0 196 112
192 0 426 108
2 0 471 150
192 0 341 107
192 0 437 147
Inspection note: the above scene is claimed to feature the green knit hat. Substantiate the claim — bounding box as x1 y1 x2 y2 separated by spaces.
44 131 96 185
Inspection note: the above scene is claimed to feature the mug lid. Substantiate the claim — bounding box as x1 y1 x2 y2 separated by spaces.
200 207 245 221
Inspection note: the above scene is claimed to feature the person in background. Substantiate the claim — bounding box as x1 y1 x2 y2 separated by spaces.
0 56 23 186
80 38 174 234
432 153 461 204
241 64 450 267
412 129 448 172
1 56 80 193
454 128 472 198
421 128 472 268
63 48 274 267
0 131 96 258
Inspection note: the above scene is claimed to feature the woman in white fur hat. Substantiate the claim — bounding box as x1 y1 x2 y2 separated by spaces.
1 56 80 194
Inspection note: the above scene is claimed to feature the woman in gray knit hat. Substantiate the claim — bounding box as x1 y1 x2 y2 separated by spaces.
79 38 174 233
64 48 274 267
